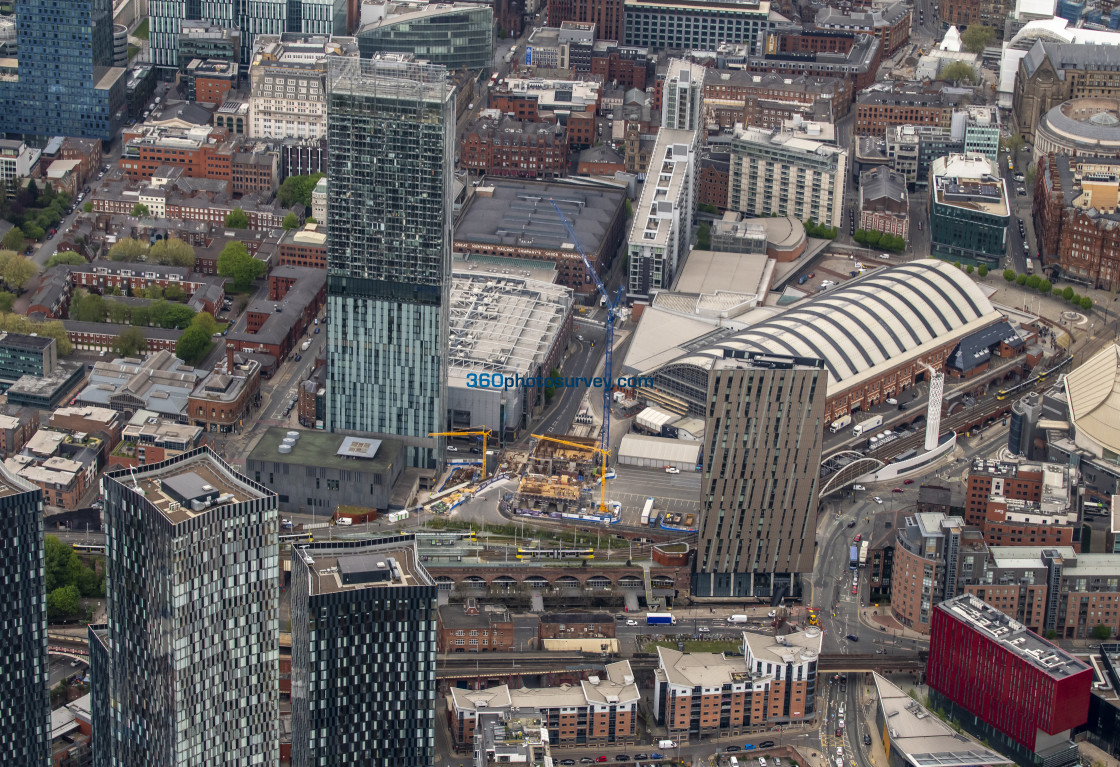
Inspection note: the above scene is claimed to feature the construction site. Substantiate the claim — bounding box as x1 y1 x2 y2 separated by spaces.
515 434 619 519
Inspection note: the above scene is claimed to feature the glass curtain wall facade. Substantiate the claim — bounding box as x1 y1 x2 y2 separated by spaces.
93 448 279 767
355 5 494 71
10 0 125 140
324 57 453 469
290 539 437 767
0 465 49 766
151 0 346 69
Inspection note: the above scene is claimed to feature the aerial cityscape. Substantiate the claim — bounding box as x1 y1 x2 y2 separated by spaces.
0 0 1120 765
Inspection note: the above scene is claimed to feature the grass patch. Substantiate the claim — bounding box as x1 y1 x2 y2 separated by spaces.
128 44 140 60
133 19 149 39
647 639 741 654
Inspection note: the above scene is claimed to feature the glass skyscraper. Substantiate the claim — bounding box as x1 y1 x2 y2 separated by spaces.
92 448 279 766
355 3 494 72
290 538 437 766
0 464 49 766
4 0 126 140
324 57 453 469
150 0 347 70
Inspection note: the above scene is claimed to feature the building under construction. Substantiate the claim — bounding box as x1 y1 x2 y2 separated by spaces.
526 435 600 478
516 435 602 514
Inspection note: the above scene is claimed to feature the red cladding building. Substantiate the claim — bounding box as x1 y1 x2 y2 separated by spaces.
927 595 1091 767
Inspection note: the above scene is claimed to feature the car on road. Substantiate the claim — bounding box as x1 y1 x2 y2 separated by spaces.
446 445 458 452
726 746 741 752
596 759 607 764
851 584 858 594
560 760 575 765
837 748 844 757
1014 173 1025 182
615 757 629 763
625 619 637 626
650 754 664 760
759 742 775 749
665 466 680 474
314 327 320 334
854 534 861 542
840 718 845 729
580 759 594 764
885 397 898 405
698 626 710 633
604 469 616 479
847 521 855 528
846 634 859 641
836 728 842 737
633 755 647 761
903 479 914 484
1018 187 1027 196
873 496 883 504
852 484 866 490
743 744 756 751
294 354 301 361
892 487 905 493
864 734 872 746
768 610 777 617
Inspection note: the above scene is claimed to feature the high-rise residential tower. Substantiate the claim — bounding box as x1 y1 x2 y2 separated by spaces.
0 463 49 765
324 58 454 469
91 448 279 766
5 0 126 140
290 537 437 767
149 0 348 70
661 58 705 131
692 351 826 599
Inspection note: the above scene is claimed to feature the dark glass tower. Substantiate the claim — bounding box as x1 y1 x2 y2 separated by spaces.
324 58 453 469
11 0 126 140
0 464 49 765
290 537 437 767
93 448 279 766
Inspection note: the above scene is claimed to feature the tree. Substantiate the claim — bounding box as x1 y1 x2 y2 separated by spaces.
854 229 869 245
282 212 300 231
45 251 86 268
108 237 149 261
107 300 130 324
697 222 711 249
277 172 324 208
82 202 92 213
145 285 164 301
306 217 317 225
1026 275 1041 289
1038 279 1052 293
190 311 219 337
1071 293 1082 306
866 230 882 247
544 366 560 402
148 237 195 268
45 535 80 593
0 251 37 291
1016 273 1028 285
47 584 81 620
70 291 105 323
0 292 14 313
160 304 195 330
217 241 266 291
978 265 989 278
1 226 25 253
961 24 996 53
22 222 43 241
130 305 150 327
113 326 148 357
224 208 249 229
175 324 213 365
164 283 186 302
131 203 151 218
1080 295 1093 310
965 265 974 274
1092 624 1113 640
1003 269 1016 282
939 61 978 85
1062 286 1075 301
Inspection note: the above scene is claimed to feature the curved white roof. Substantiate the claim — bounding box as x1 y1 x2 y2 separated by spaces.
1065 344 1120 455
659 259 1002 390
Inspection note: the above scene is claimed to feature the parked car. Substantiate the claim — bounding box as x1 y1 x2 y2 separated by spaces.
885 397 897 405
560 760 576 765
743 744 756 751
726 746 741 753
893 488 905 493
665 466 680 474
873 496 883 504
650 755 664 761
446 445 458 452
903 479 914 485
314 327 320 334
580 759 595 765
294 354 301 361
758 742 775 749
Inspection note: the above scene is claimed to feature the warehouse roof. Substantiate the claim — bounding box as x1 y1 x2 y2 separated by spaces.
617 433 701 465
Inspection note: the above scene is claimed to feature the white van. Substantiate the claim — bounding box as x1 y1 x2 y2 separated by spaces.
730 758 740 767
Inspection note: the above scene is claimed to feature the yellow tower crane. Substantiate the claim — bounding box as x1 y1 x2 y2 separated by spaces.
429 428 494 479
530 434 612 515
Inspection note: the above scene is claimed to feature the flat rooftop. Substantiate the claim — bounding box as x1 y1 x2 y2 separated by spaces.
672 249 771 295
295 541 433 595
108 449 269 525
938 595 1091 679
0 459 38 499
872 672 1013 767
248 427 400 473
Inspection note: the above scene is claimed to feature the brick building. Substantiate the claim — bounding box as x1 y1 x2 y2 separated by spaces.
225 267 325 362
437 600 515 653
964 459 1078 548
447 660 638 750
107 417 204 469
1034 154 1120 288
734 32 881 97
927 595 1090 767
49 405 124 447
276 225 327 270
855 81 973 137
186 357 262 434
576 144 626 176
59 138 104 187
460 117 569 180
93 181 290 231
0 407 37 456
537 612 615 642
62 321 182 354
654 628 820 740
185 59 238 103
814 3 911 56
590 43 650 91
939 0 1010 37
703 69 850 129
546 0 624 41
859 166 909 240
698 149 730 212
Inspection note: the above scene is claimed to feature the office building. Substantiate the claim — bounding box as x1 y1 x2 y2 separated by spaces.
290 537 436 767
93 448 279 765
546 0 624 41
871 673 1013 767
0 333 58 393
248 35 360 140
626 128 698 297
855 81 974 137
178 22 242 70
0 141 41 184
964 459 1078 547
929 153 1010 268
662 58 706 131
150 0 348 71
692 352 825 599
730 30 881 94
355 1 493 71
0 462 48 766
928 595 1092 767
654 628 821 738
814 3 911 55
4 0 125 141
473 716 554 767
623 0 773 55
324 58 453 469
728 124 847 228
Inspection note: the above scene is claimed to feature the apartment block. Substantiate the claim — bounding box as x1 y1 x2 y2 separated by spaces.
693 353 825 599
702 70 851 130
727 124 847 228
662 58 706 131
654 628 821 740
459 116 569 180
291 538 436 767
447 661 639 750
928 595 1091 767
855 81 973 137
965 459 1078 548
93 448 279 764
625 128 698 297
